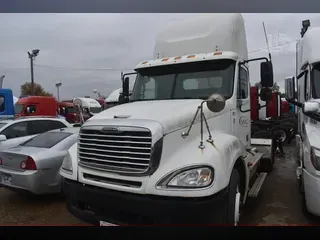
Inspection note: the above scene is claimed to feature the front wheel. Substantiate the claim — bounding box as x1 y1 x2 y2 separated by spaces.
225 169 241 225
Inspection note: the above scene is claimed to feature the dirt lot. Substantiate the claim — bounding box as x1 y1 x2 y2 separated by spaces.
0 144 314 225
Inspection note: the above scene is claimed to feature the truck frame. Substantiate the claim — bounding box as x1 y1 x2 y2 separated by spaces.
60 13 275 225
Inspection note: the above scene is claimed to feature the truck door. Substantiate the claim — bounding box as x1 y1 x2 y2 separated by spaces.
235 66 250 147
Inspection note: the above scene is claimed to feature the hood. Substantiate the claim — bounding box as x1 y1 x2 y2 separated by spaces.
89 99 230 134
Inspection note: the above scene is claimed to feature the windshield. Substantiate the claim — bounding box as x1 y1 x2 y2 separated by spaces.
0 123 8 129
131 59 235 101
14 104 24 114
21 132 72 148
67 106 76 114
312 63 320 98
90 107 101 114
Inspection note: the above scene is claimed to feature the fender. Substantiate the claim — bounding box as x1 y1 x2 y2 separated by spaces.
146 130 247 197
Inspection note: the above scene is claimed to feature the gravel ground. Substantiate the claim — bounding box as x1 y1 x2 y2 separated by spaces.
240 143 311 225
0 143 314 225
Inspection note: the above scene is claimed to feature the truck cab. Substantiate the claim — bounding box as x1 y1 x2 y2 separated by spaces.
0 89 15 120
61 13 275 225
57 101 78 123
285 20 320 217
14 96 57 118
73 97 102 121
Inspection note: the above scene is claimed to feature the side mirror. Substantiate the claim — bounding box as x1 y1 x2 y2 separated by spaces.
0 135 7 142
260 87 272 102
122 77 130 103
206 93 226 113
260 61 274 88
303 101 320 113
285 76 295 100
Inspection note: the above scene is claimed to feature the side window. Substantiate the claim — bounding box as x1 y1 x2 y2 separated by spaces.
1 122 29 139
304 72 309 101
26 105 36 114
0 95 5 112
238 67 249 99
28 120 67 135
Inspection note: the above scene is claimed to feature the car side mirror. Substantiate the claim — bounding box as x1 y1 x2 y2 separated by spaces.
0 134 7 142
303 101 320 114
260 61 274 88
285 76 295 100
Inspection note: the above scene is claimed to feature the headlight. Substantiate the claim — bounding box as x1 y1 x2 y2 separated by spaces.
61 153 73 174
311 147 320 171
157 166 214 189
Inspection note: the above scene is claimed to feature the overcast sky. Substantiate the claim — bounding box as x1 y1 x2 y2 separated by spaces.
0 13 320 100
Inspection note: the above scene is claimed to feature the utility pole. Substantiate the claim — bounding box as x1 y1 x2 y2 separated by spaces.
55 82 62 101
0 75 5 89
27 49 40 95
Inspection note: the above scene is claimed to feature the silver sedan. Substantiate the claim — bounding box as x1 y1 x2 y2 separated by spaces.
0 127 79 195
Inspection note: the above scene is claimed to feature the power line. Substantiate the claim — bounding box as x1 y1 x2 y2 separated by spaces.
0 40 298 72
249 40 297 53
33 64 133 71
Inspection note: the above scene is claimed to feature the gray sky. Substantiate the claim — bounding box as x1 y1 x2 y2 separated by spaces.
0 13 320 100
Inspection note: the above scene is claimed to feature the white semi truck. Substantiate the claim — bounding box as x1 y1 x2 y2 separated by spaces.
60 13 275 225
285 19 320 217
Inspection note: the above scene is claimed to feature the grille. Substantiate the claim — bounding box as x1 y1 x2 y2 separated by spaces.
78 126 152 174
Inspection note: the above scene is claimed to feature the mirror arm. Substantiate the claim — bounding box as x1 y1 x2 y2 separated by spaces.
297 69 308 80
240 57 269 65
286 98 303 108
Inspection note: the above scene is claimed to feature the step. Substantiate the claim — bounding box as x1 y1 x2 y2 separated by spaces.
248 172 267 198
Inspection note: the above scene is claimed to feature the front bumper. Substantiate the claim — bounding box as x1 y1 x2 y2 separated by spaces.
303 169 320 216
63 178 229 225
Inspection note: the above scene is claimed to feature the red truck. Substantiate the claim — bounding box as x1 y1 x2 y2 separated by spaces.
15 96 57 118
57 101 78 123
250 86 296 144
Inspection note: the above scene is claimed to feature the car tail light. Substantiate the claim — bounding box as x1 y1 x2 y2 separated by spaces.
20 156 37 170
310 147 320 171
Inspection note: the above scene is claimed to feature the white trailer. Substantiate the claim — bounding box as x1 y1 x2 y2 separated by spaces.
285 19 320 217
61 14 275 225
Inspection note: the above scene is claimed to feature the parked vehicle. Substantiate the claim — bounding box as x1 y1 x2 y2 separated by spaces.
250 86 297 144
285 19 320 218
15 96 57 118
0 89 15 120
73 97 102 121
104 88 121 109
0 127 79 194
61 14 275 225
0 117 71 143
57 101 78 123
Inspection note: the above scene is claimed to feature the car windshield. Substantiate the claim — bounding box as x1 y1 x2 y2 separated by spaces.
90 107 101 113
0 122 8 129
130 59 236 102
67 107 76 113
21 132 72 148
14 104 24 114
312 63 320 98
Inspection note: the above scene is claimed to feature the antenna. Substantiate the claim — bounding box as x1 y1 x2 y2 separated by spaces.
262 22 272 62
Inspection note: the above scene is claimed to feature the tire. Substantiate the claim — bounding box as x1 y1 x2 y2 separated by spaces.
224 169 241 225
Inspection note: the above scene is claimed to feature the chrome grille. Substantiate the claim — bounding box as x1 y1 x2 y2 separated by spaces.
78 126 152 174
